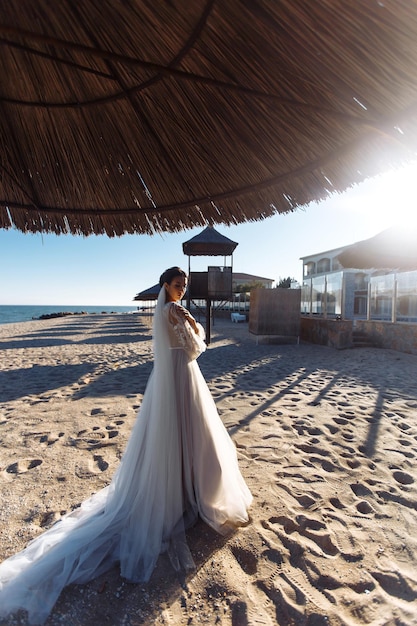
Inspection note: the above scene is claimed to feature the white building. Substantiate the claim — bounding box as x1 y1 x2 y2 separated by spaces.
301 242 417 322
232 272 274 291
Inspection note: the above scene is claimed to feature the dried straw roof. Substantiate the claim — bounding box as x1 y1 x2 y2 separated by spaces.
133 284 160 302
1 1 417 237
182 226 238 256
337 227 417 271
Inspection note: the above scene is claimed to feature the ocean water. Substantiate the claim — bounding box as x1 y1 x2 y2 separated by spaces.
0 305 140 326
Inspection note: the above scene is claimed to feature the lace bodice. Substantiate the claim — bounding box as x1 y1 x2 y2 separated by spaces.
164 302 206 360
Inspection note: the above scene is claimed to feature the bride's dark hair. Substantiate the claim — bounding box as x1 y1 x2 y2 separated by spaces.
159 267 187 288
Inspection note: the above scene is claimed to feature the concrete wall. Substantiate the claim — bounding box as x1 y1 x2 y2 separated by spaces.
249 288 301 341
355 320 417 355
300 317 353 349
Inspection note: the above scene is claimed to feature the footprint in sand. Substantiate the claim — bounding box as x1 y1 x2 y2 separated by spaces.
27 431 65 446
346 459 361 469
24 508 61 529
75 455 109 478
268 515 339 556
293 493 317 509
40 432 65 445
90 407 106 416
39 510 62 528
230 545 258 575
105 424 122 433
350 483 373 498
5 458 43 474
324 423 339 434
329 497 345 509
321 460 339 473
71 427 119 449
356 500 374 514
392 470 414 485
307 426 323 436
399 438 412 447
22 430 65 446
333 417 349 425
107 419 125 427
370 570 417 601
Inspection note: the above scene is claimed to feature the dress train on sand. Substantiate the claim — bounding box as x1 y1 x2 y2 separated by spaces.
0 287 252 624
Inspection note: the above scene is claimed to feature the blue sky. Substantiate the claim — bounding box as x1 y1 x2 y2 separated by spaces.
1 163 416 306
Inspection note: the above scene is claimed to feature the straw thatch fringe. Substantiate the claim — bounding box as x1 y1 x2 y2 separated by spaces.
1 0 417 236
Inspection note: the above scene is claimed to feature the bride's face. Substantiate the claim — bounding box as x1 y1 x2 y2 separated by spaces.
164 275 187 302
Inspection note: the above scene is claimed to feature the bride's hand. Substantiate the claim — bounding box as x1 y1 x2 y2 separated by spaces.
185 313 199 334
179 307 199 334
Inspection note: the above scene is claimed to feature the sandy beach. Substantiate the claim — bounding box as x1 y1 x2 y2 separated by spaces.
1 313 417 626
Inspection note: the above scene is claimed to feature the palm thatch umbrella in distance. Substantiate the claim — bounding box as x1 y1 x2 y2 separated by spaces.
133 284 160 302
1 2 417 237
336 227 417 271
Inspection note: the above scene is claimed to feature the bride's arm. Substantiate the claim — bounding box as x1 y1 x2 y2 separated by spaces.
179 307 199 334
167 303 206 358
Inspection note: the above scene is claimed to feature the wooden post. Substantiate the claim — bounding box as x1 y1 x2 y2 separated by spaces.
206 298 211 344
187 255 191 310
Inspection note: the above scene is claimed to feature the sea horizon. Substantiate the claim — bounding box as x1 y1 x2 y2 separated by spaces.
0 304 141 326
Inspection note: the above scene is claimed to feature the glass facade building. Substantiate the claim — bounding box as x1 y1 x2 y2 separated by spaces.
302 269 417 323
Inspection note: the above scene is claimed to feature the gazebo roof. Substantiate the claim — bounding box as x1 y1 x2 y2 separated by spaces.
1 2 417 236
182 227 238 256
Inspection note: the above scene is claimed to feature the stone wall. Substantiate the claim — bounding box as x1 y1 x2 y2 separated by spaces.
300 317 353 349
355 320 417 355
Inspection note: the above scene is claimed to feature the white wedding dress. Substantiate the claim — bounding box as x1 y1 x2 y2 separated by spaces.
0 287 252 624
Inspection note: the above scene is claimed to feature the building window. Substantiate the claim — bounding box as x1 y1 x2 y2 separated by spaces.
354 295 367 316
354 272 368 290
304 261 316 277
317 258 330 273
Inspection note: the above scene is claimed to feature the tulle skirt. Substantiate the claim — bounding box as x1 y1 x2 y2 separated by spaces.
0 349 252 624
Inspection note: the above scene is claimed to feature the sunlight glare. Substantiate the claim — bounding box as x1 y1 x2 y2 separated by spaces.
341 161 417 233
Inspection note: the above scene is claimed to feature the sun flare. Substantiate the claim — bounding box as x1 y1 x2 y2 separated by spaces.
342 161 417 234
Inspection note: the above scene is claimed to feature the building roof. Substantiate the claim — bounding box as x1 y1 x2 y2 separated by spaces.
1 2 417 236
134 272 274 300
300 245 349 262
233 273 274 283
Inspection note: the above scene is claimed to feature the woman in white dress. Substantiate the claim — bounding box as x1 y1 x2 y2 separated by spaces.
0 267 252 624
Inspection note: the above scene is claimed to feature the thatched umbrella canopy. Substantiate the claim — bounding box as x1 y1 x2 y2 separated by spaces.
1 2 417 237
337 227 417 271
133 284 160 302
182 226 238 256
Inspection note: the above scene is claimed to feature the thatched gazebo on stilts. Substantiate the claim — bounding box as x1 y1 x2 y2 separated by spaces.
182 226 238 343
